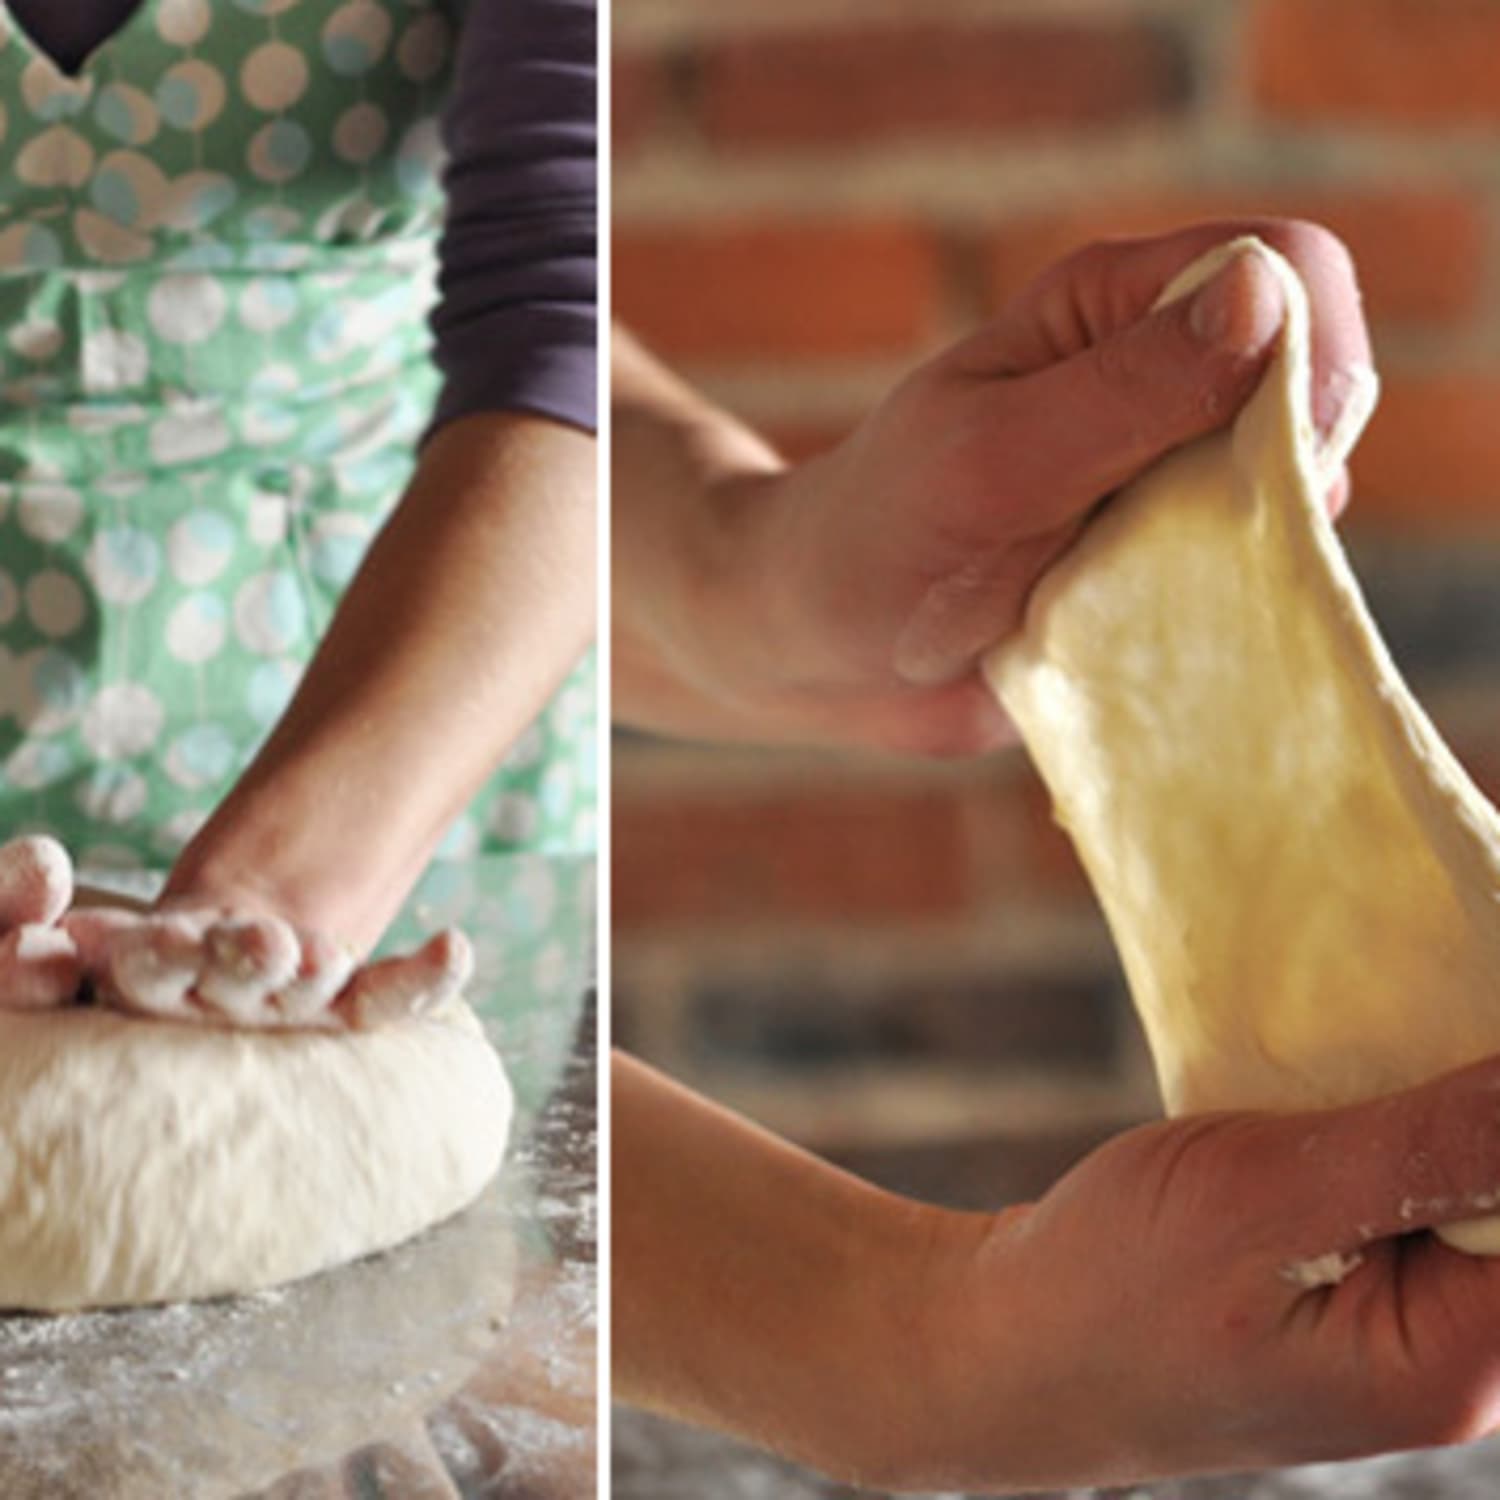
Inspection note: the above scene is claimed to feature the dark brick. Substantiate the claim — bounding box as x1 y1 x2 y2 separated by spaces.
685 969 1124 1073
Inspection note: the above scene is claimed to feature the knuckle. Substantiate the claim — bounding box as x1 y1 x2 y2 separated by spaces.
1027 236 1137 352
1086 327 1149 396
1035 237 1110 292
1057 237 1121 284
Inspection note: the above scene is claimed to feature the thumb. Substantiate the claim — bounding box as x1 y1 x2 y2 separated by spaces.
1006 246 1286 527
1273 1053 1500 1257
891 251 1287 687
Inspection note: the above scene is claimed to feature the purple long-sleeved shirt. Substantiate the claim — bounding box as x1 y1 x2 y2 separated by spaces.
8 0 598 435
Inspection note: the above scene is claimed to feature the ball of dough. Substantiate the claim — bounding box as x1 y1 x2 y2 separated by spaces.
0 1000 510 1310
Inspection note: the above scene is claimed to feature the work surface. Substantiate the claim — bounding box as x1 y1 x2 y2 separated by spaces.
612 1111 1500 1499
0 852 597 1499
613 1414 1500 1500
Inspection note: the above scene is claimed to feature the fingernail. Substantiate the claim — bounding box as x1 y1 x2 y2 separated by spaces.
1189 253 1284 354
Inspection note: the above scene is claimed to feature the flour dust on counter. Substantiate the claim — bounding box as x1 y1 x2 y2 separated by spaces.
615 1407 1500 1499
0 1181 516 1498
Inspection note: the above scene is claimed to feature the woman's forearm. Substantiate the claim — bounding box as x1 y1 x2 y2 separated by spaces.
166 411 596 950
610 328 812 742
611 1051 972 1486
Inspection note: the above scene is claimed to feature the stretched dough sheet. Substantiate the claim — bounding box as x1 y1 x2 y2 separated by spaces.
985 238 1500 1254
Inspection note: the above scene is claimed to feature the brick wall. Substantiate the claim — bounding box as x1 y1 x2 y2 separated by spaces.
612 0 1500 1163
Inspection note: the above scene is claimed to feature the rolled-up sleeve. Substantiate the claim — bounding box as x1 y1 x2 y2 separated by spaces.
428 0 597 436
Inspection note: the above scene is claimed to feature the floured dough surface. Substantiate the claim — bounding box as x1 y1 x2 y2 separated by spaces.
0 998 510 1309
986 238 1500 1253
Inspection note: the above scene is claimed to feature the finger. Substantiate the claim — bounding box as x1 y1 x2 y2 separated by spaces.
956 218 1372 443
61 907 144 976
196 914 301 1025
0 925 80 1010
1269 1053 1500 1256
337 929 474 1031
1326 464 1351 520
987 247 1285 533
272 929 356 1027
1257 221 1374 442
893 527 1084 687
107 913 211 1021
0 835 72 930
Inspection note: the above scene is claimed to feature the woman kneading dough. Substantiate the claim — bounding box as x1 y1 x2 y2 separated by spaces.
0 0 596 1024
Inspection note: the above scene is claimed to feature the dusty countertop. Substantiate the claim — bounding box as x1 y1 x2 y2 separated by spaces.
0 851 597 1499
614 1410 1500 1500
612 1107 1500 1500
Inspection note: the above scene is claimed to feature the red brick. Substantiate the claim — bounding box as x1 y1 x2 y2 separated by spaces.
699 21 1191 147
1250 0 1500 127
612 788 971 931
961 774 1092 905
613 221 942 360
613 51 663 158
982 192 1486 328
1349 375 1500 527
1018 777 1091 898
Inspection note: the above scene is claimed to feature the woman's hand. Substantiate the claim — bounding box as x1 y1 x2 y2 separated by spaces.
0 832 470 1030
615 219 1373 755
159 411 595 958
892 1057 1500 1493
73 901 474 1031
0 837 470 1031
616 1051 1500 1493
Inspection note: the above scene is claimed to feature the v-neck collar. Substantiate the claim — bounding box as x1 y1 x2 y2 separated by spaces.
0 0 154 82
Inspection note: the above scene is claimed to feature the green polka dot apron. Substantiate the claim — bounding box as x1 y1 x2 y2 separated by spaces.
0 0 597 874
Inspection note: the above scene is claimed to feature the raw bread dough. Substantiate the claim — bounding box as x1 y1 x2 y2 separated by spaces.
985 237 1500 1254
0 997 510 1309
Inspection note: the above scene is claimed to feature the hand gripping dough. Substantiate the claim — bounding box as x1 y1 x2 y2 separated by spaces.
0 997 510 1309
984 237 1500 1254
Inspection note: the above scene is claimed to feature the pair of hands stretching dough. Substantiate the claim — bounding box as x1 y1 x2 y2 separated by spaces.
615 220 1500 1489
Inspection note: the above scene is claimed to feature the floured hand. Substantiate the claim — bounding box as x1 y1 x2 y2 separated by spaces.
866 1055 1500 1492
0 834 475 1031
86 906 474 1031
